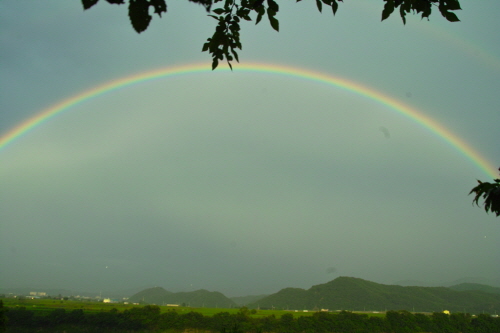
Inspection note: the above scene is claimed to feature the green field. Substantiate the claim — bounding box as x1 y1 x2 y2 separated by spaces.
1 298 337 318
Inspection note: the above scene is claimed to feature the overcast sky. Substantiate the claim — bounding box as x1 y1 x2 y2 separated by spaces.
1 1 499 297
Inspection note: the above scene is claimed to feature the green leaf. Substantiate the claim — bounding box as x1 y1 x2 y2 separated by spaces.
82 0 99 10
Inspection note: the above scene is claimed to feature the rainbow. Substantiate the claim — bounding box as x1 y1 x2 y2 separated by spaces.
0 62 497 178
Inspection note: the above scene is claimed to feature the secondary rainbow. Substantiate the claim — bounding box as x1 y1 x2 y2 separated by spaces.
0 62 497 178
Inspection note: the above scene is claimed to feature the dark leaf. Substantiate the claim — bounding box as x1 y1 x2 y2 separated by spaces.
224 0 233 10
316 0 322 13
189 0 213 12
444 11 460 22
446 0 462 11
470 170 500 217
105 0 125 4
399 4 406 25
150 0 167 16
267 9 279 32
331 0 338 15
212 58 219 70
267 0 279 12
82 0 99 10
252 0 265 9
129 0 152 33
381 0 395 21
212 7 225 14
255 6 265 24
231 48 239 62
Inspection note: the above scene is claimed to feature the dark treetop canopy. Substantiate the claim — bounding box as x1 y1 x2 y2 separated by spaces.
82 0 462 69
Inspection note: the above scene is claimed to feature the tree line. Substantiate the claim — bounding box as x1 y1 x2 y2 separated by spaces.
3 304 500 332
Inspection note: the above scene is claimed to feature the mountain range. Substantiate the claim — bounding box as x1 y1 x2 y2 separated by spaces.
128 287 237 308
246 277 500 313
128 276 500 314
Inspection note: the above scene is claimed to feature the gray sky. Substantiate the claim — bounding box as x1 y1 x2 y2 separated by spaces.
1 1 499 297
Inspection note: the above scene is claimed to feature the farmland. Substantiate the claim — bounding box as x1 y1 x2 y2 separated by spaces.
2 298 499 332
1 297 336 318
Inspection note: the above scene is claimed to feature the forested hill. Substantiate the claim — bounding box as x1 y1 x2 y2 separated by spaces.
247 276 500 313
129 287 236 308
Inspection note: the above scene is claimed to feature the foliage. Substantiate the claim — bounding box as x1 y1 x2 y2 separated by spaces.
470 167 500 217
0 300 6 333
81 0 462 69
5 305 500 333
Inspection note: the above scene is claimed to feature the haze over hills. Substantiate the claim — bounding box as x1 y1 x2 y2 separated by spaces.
230 294 269 306
394 277 500 288
448 283 500 295
246 276 500 313
0 287 144 299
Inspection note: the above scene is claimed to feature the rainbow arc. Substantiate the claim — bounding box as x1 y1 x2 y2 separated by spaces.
0 62 496 178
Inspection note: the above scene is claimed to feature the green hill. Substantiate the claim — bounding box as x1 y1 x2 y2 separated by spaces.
247 276 500 313
129 287 237 308
449 283 500 295
129 286 171 303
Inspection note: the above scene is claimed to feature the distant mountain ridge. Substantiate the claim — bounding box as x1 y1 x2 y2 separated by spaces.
394 277 500 288
129 287 236 308
247 276 500 313
449 283 500 295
